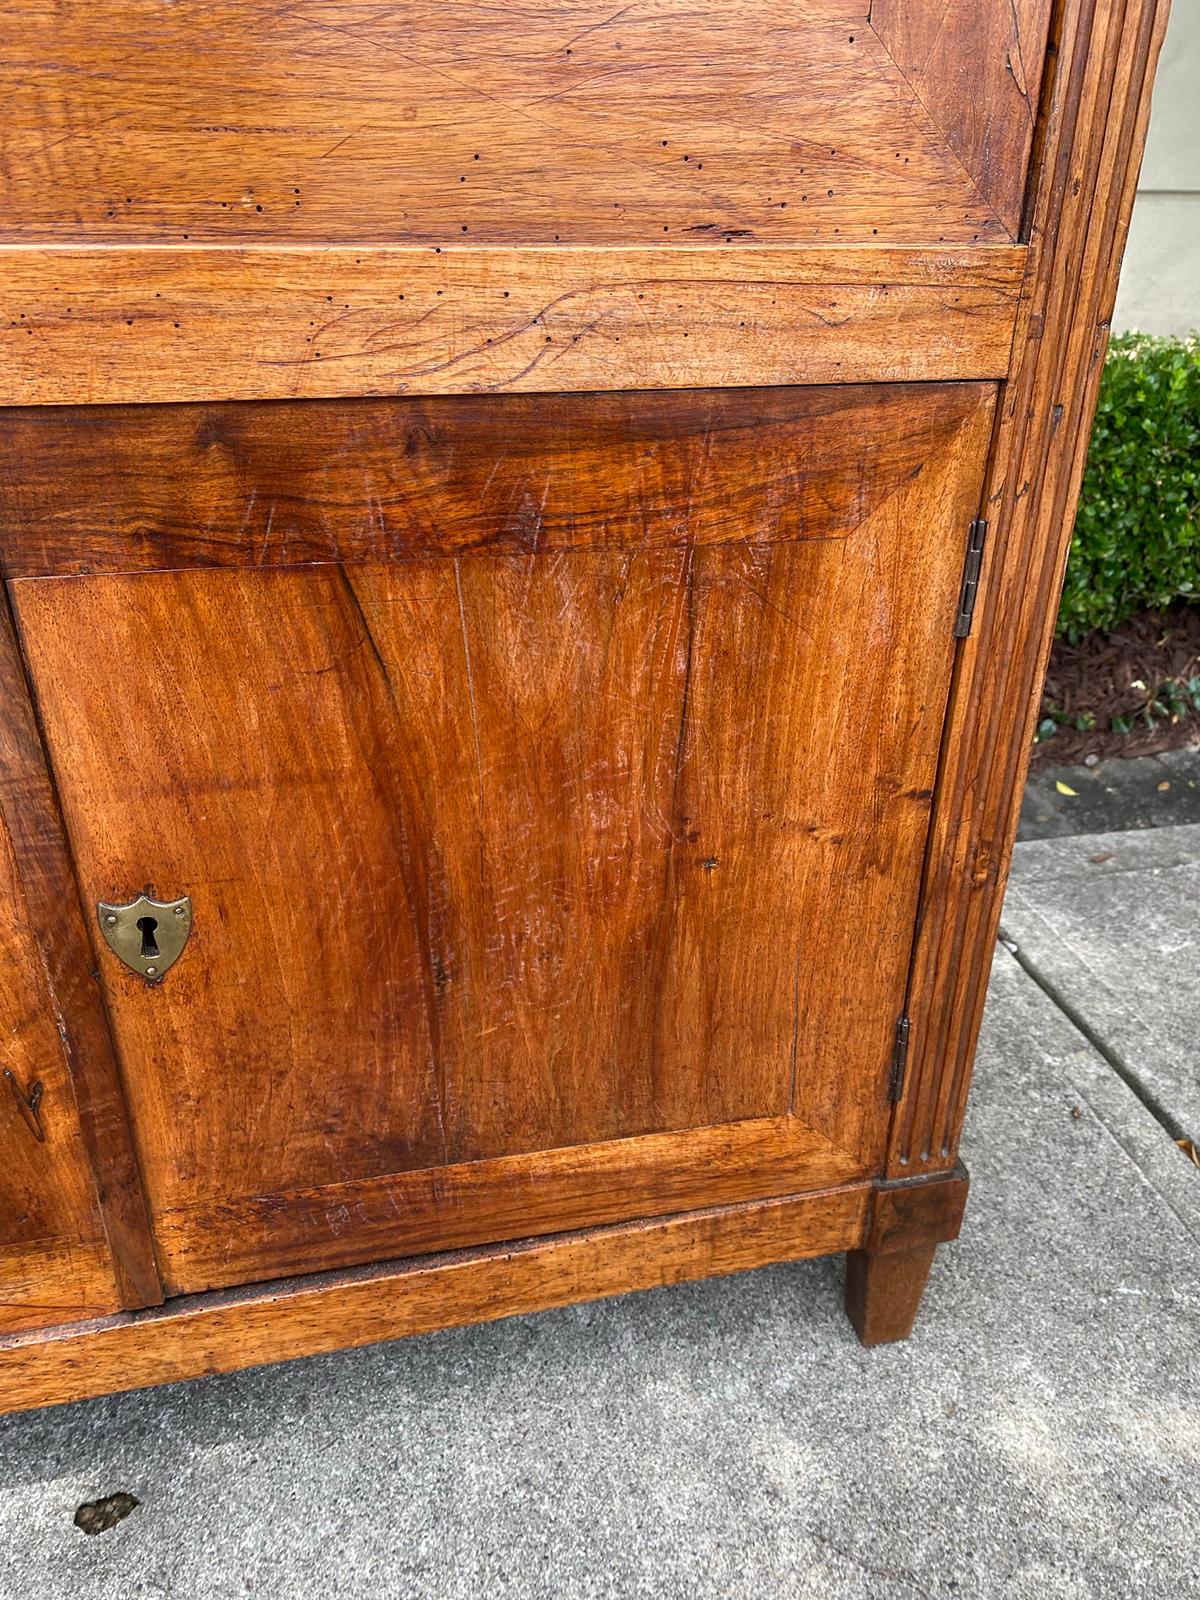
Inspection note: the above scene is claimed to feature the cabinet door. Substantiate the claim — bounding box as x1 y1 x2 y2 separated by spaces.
6 380 993 1296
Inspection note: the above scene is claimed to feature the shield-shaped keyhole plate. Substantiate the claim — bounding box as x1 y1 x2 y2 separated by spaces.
98 894 192 983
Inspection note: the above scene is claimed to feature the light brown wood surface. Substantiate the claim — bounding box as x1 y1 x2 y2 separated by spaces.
153 1118 861 1294
0 1183 874 1415
0 0 1042 407
0 595 163 1317
0 244 1024 405
0 803 124 1331
0 0 1040 406
870 0 1053 239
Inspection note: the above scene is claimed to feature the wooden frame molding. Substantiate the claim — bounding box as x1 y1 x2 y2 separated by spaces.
0 588 164 1309
889 0 1173 1175
0 1185 868 1414
146 1115 865 1297
0 380 995 579
0 1164 979 1414
0 244 1024 405
0 1168 968 1415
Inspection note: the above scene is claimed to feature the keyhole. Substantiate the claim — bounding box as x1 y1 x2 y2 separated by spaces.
136 916 160 959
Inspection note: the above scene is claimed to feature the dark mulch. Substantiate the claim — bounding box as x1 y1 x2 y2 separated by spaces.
1031 603 1200 768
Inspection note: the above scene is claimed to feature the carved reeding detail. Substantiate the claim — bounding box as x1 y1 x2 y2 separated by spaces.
888 0 1173 1175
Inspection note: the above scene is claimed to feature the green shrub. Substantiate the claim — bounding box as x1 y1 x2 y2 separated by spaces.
1058 332 1200 641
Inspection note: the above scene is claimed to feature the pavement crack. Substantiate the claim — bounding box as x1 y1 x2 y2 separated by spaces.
997 929 1195 1151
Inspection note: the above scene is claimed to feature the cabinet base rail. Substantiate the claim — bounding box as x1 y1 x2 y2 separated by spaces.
0 1165 967 1415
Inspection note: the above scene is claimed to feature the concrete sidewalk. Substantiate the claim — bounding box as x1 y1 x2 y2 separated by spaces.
1004 822 1200 1158
1 828 1198 1599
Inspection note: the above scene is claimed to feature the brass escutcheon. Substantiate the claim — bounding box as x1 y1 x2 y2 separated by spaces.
98 894 192 983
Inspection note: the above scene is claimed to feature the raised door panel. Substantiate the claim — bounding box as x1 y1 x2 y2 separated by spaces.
2 0 1049 246
7 380 995 1295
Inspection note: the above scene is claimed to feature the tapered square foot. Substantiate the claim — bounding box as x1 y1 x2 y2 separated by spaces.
845 1243 938 1346
844 1162 969 1346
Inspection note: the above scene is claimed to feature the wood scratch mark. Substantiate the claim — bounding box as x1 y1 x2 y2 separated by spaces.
523 60 659 110
558 3 637 54
264 281 619 375
337 562 393 688
320 126 361 160
291 9 564 136
642 546 698 1111
258 499 275 566
667 545 698 847
788 946 803 1117
238 485 258 541
454 558 487 886
1005 0 1033 107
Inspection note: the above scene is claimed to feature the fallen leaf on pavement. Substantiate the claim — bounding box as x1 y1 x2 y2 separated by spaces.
1055 780 1078 796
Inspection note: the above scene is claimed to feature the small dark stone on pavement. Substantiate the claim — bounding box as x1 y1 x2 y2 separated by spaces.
74 1493 140 1535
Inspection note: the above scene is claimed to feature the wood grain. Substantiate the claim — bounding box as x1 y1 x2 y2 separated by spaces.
0 798 125 1332
0 591 162 1311
871 0 1054 239
10 381 989 1291
0 244 1025 406
153 1117 861 1295
0 2 1014 247
844 1242 937 1346
0 382 992 578
0 1240 122 1336
0 1183 870 1416
890 0 1172 1174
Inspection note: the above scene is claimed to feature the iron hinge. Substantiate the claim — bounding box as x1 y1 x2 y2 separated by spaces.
953 517 989 638
888 1015 911 1102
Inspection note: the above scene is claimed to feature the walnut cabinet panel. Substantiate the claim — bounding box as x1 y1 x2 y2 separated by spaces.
0 0 1170 1412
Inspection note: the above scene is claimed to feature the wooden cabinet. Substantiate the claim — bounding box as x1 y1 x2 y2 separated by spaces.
0 0 1169 1412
